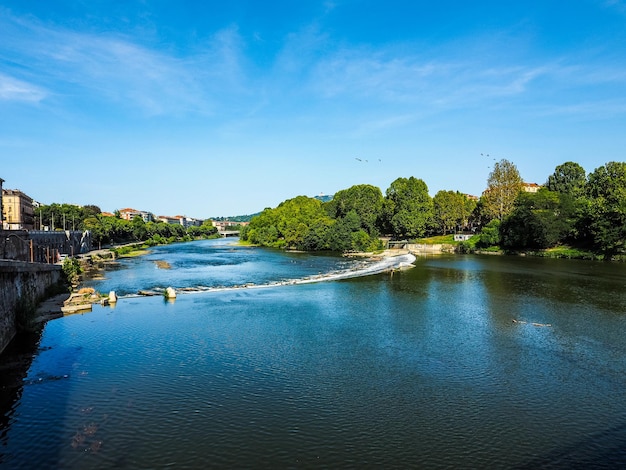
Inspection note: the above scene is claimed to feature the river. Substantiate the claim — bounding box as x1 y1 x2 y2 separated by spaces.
1 238 625 469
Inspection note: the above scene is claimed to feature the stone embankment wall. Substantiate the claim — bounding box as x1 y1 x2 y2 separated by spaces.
406 244 455 255
0 261 62 355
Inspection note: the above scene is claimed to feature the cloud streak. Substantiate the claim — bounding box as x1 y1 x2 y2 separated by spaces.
0 73 46 102
2 7 626 125
0 10 248 116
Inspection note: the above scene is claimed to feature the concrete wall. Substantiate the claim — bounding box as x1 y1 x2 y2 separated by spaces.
0 260 62 355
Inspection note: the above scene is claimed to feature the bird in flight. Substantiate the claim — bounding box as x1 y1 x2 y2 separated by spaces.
355 157 362 161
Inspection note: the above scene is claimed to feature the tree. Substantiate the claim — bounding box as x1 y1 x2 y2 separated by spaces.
546 162 586 196
481 159 523 221
242 196 334 250
478 219 501 247
325 184 384 236
383 177 433 239
500 189 569 250
433 190 477 234
83 205 102 217
131 215 148 240
582 161 626 257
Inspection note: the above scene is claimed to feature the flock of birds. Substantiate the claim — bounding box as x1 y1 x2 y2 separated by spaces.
482 152 498 169
354 154 495 166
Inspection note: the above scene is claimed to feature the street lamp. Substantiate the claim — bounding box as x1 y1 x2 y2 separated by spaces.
5 234 34 263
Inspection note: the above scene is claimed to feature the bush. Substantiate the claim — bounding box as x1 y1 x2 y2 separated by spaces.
62 257 83 287
478 219 501 247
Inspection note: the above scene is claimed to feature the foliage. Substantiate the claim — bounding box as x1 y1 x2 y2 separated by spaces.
546 161 586 196
243 196 334 250
457 236 480 253
580 161 626 258
211 213 259 223
82 213 217 248
477 219 501 247
62 257 83 287
242 194 383 253
383 176 433 239
481 159 523 221
432 190 476 234
325 184 384 236
35 203 102 231
45 158 626 259
500 190 572 250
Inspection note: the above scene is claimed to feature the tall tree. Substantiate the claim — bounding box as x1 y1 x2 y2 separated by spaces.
383 177 433 239
500 189 570 250
582 161 626 257
481 159 523 221
433 190 476 234
546 161 586 196
243 196 334 250
325 184 384 236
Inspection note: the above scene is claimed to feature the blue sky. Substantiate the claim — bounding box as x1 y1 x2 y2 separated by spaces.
2 1 626 218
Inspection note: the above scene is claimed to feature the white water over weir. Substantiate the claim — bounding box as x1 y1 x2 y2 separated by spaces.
126 253 417 299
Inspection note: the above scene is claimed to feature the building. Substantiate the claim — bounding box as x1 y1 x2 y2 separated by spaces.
453 233 473 241
0 178 4 227
2 189 35 230
522 182 542 193
118 208 155 222
157 215 205 228
157 215 182 225
212 220 249 231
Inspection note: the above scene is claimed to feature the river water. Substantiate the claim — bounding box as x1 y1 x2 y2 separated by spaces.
1 239 625 469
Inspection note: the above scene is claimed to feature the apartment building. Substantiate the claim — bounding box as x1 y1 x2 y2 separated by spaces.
2 189 35 230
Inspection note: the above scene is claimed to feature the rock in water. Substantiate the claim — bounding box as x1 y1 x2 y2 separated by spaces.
165 287 177 299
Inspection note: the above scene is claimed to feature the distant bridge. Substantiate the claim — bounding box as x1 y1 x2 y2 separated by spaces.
219 230 240 237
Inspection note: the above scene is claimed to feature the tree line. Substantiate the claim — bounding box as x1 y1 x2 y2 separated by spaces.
34 203 219 247
241 160 626 258
481 160 626 259
241 176 474 252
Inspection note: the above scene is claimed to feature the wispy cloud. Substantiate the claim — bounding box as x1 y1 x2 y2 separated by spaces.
307 47 553 110
0 73 46 102
2 6 626 127
0 10 248 116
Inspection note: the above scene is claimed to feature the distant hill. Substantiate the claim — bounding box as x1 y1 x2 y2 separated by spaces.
314 194 334 203
210 213 260 222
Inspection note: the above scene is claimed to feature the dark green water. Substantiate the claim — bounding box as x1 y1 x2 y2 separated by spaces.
1 239 625 469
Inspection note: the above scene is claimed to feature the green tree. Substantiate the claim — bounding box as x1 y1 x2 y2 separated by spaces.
546 161 586 196
242 196 334 250
131 215 148 241
500 189 569 250
481 159 523 221
325 184 384 236
582 161 626 257
383 177 433 239
433 190 477 234
478 219 501 247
